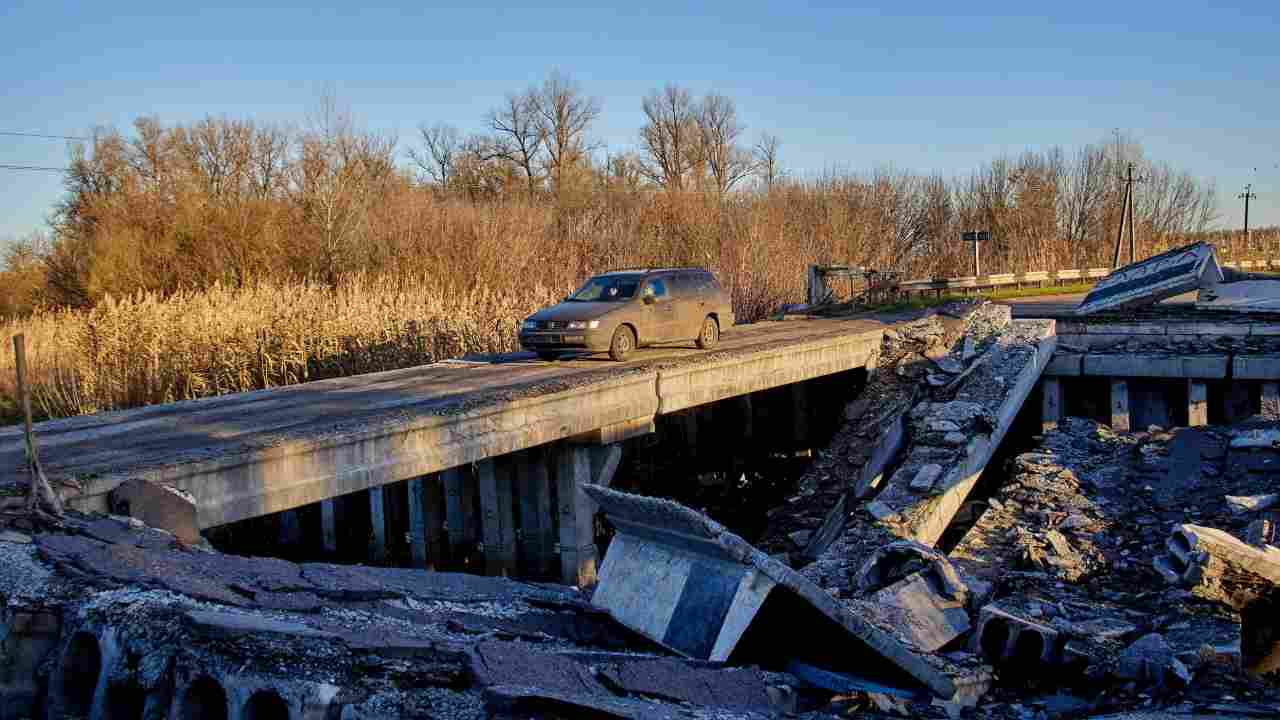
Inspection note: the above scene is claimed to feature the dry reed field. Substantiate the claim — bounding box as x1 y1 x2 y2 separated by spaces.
0 276 563 421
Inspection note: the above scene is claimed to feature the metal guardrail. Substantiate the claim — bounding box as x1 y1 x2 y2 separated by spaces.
810 255 1280 302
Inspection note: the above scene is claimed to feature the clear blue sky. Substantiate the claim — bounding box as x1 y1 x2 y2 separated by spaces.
2 1 1276 244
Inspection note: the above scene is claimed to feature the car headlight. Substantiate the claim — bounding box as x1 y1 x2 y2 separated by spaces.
566 320 600 330
521 320 537 330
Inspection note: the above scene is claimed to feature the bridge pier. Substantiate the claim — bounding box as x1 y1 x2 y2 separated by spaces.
277 509 302 548
320 500 338 554
736 394 754 441
1110 379 1131 432
1041 377 1062 433
556 442 622 587
477 459 519 576
516 448 556 579
443 467 478 570
1188 380 1209 427
369 487 387 563
792 383 809 447
408 475 445 569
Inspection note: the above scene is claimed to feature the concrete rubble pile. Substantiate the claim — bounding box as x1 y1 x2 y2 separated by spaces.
756 300 1017 561
0 511 804 720
945 418 1280 717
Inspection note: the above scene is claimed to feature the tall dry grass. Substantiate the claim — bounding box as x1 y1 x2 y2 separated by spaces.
0 275 563 420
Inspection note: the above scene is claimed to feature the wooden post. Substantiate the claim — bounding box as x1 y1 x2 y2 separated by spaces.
1188 380 1209 427
1041 377 1062 433
320 499 338 554
12 334 61 515
1110 379 1131 432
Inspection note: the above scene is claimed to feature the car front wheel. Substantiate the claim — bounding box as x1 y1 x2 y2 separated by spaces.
696 316 719 350
609 325 635 361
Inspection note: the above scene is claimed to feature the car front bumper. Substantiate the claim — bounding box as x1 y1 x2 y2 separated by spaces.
519 328 611 352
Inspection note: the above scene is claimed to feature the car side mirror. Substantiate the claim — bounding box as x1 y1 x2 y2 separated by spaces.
643 295 656 305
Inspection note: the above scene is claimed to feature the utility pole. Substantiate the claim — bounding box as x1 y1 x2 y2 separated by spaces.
1110 162 1144 269
1239 184 1258 252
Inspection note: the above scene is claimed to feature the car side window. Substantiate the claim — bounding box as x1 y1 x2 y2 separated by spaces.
671 272 695 296
644 278 668 298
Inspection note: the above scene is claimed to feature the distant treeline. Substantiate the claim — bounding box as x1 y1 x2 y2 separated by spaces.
0 76 1240 322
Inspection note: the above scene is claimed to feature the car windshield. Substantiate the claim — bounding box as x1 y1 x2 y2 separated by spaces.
569 275 640 302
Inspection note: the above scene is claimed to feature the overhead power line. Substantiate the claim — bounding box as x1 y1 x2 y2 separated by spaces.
0 131 88 141
0 163 70 173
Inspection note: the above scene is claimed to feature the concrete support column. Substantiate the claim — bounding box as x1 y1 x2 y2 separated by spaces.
737 394 754 442
1262 382 1280 421
477 459 517 576
442 467 478 568
369 487 387 563
320 499 338 554
792 383 809 447
516 449 556 579
1041 377 1062 433
278 509 302 548
1110 379 1131 432
555 442 623 587
680 410 698 454
408 475 445 569
1188 380 1209 427
1224 382 1254 423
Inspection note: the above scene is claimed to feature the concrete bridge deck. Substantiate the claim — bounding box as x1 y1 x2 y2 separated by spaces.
2 315 891 529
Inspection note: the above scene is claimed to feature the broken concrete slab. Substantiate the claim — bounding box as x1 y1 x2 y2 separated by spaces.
1075 241 1223 315
108 479 202 546
1226 493 1280 515
1197 278 1280 313
862 320 1057 547
183 610 340 641
1154 524 1280 608
584 485 988 700
868 572 970 653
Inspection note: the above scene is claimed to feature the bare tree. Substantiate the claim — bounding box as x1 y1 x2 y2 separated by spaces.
696 93 753 194
488 94 545 195
532 71 601 196
754 133 782 191
639 84 701 190
290 90 397 282
251 123 292 198
408 123 461 187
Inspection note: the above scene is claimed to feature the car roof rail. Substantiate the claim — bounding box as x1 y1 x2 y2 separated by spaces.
602 266 710 274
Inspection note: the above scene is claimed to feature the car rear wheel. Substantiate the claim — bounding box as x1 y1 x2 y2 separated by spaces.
696 316 719 350
609 326 635 361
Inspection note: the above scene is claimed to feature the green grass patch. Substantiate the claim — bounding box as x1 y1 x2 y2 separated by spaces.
984 283 1095 300
861 282 1096 313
